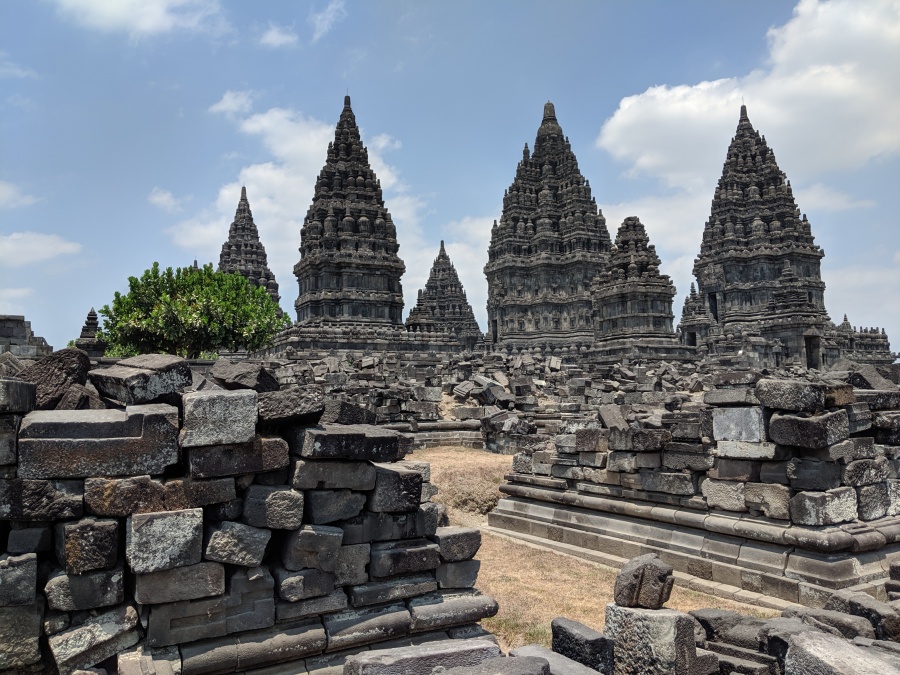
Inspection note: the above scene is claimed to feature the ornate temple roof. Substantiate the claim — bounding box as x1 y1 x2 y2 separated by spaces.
218 186 281 306
406 241 482 346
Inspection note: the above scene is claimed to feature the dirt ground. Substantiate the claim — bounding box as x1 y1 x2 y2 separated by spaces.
414 445 777 651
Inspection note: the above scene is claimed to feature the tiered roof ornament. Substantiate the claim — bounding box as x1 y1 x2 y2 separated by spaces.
293 96 405 326
218 186 281 307
74 307 105 357
405 241 482 349
485 101 611 348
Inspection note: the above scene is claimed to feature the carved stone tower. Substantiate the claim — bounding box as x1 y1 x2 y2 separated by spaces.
293 96 405 326
485 101 611 348
593 217 676 344
218 187 281 307
688 105 830 367
406 241 482 349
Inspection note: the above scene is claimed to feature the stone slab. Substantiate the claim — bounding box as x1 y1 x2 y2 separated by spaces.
180 389 257 447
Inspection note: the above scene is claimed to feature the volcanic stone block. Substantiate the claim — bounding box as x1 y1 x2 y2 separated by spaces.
368 463 422 513
0 595 43 669
204 520 271 567
551 616 614 673
429 527 482 562
225 566 275 633
769 410 850 450
712 406 765 442
340 509 428 545
700 478 746 511
0 414 18 465
291 457 377 490
344 639 501 675
6 526 52 553
55 517 118 575
0 552 36 606
407 590 499 632
790 487 858 525
0 376 35 414
276 588 348 624
44 565 124 611
0 478 83 520
708 458 760 482
283 524 344 571
638 470 695 495
784 629 900 673
18 405 179 479
436 560 480 589
188 435 289 478
16 348 90 410
614 553 674 609
126 508 203 573
787 458 842 490
755 379 827 412
824 590 900 641
148 594 227 647
89 354 191 404
323 602 411 651
744 482 791 520
242 485 304 529
440 656 551 675
609 428 671 452
320 400 378 425
49 604 140 675
858 482 889 520
84 475 167 516
605 604 698 674
369 539 441 578
275 566 335 602
815 437 877 464
348 573 437 607
716 440 784 460
180 389 257 447
210 359 279 392
257 385 326 426
334 543 371 586
296 424 403 462
134 561 224 604
509 646 601 675
843 457 892 486
306 489 367 524
782 606 876 640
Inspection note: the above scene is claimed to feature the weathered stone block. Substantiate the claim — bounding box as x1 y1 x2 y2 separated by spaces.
436 560 480 589
305 489 367 524
769 410 850 450
291 457 377 490
126 508 203 573
210 359 278 392
180 389 257 447
639 470 695 495
204 520 271 567
407 591 498 632
858 482 889 520
787 457 842 490
334 543 371 586
319 399 377 425
551 616 613 673
89 354 190 404
712 406 765 442
283 524 344 572
55 517 118 575
347 573 437 607
148 595 227 647
716 440 784 460
0 478 83 521
276 588 348 623
368 463 422 513
188 435 289 478
824 590 900 641
0 552 36 606
225 566 275 633
755 379 827 412
340 508 432 545
784 629 900 673
84 475 167 516
700 478 747 511
134 561 224 604
241 485 304 530
18 405 179 478
322 602 411 651
343 639 501 675
44 566 124 611
744 482 791 520
509 645 600 675
274 566 335 602
6 526 52 553
604 604 698 674
708 458 759 482
790 487 857 526
369 539 441 578
49 604 139 675
257 384 325 425
0 376 35 414
17 348 90 410
843 457 892 486
0 413 18 464
296 424 403 462
0 595 43 669
614 553 674 609
429 526 482 562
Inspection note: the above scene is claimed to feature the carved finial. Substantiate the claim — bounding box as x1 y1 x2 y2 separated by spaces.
240 185 247 201
543 101 556 120
439 240 446 255
740 104 748 120
344 94 351 108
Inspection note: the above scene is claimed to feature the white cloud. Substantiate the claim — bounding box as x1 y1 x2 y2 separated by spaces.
824 262 900 349
50 0 228 38
0 52 37 78
309 0 347 43
792 183 875 211
894 250 900 264
260 23 298 48
0 232 82 267
0 180 39 209
0 288 34 315
148 187 190 213
209 90 255 117
370 133 402 152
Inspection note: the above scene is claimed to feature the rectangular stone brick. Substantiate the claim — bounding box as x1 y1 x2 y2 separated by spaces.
188 436 288 478
180 389 257 447
368 463 422 513
0 596 43 669
717 441 785 460
226 566 275 634
88 355 191 405
295 424 404 462
407 590 499 632
0 414 18 465
49 604 139 675
712 407 765 442
133 562 224 605
44 566 124 611
370 539 441 578
275 566 335 602
242 485 304 530
0 552 36 606
276 589 348 624
148 595 227 647
126 508 203 573
322 603 411 652
0 479 83 520
204 520 271 567
769 410 850 450
0 376 35 414
283 524 344 572
55 517 118 575
348 573 437 607
291 457 376 490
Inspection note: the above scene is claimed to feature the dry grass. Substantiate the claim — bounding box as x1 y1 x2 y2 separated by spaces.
414 445 778 651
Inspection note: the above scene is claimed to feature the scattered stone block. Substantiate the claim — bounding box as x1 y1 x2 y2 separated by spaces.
188 435 289 478
843 457 891 486
769 410 850 449
180 389 257 447
49 604 140 675
276 588 348 623
369 539 441 578
0 376 35 414
858 482 890 520
306 489 367 524
407 591 499 632
18 405 179 478
210 359 279 392
343 639 501 674
44 566 124 611
784 628 900 673
790 488 858 526
755 379 827 412
429 527 482 562
348 574 437 607
55 517 118 575
0 552 36 606
614 553 674 609
133 562 224 604
17 348 91 410
438 656 551 675
825 590 900 641
605 604 699 674
275 566 335 602
257 385 325 425
712 406 766 442
241 485 304 530
334 543 371 586
225 566 275 633
148 595 227 647
716 440 784 460
551 616 613 674
297 424 403 462
319 400 377 425
126 508 203 573
84 475 167 516
437 560 480 588
322 602 411 651
89 354 191 404
782 606 876 640
509 645 601 675
291 457 377 490
0 595 43 669
368 463 422 513
283 524 344 572
204 520 271 567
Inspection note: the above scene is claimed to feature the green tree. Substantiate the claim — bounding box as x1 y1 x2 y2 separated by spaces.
97 262 291 359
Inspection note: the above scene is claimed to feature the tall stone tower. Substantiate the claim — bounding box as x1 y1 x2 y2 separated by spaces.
485 101 611 348
687 105 830 367
218 186 281 307
406 241 482 349
294 96 406 326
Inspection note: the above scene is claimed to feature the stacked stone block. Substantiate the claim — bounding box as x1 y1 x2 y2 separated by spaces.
0 357 496 674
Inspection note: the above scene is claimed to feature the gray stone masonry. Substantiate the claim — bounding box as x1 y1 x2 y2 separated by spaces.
88 354 191 404
180 389 257 447
551 616 614 673
0 552 37 606
126 508 203 573
48 604 140 675
343 638 501 674
188 435 289 478
0 376 35 413
241 485 304 530
44 565 124 611
133 562 224 604
55 517 118 574
204 520 271 567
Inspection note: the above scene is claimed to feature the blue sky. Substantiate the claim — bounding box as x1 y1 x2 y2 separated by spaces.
1 0 898 353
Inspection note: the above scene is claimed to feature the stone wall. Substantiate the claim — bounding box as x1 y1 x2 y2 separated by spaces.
0 355 496 674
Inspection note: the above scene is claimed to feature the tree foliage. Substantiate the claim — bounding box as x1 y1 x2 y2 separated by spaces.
97 262 291 359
